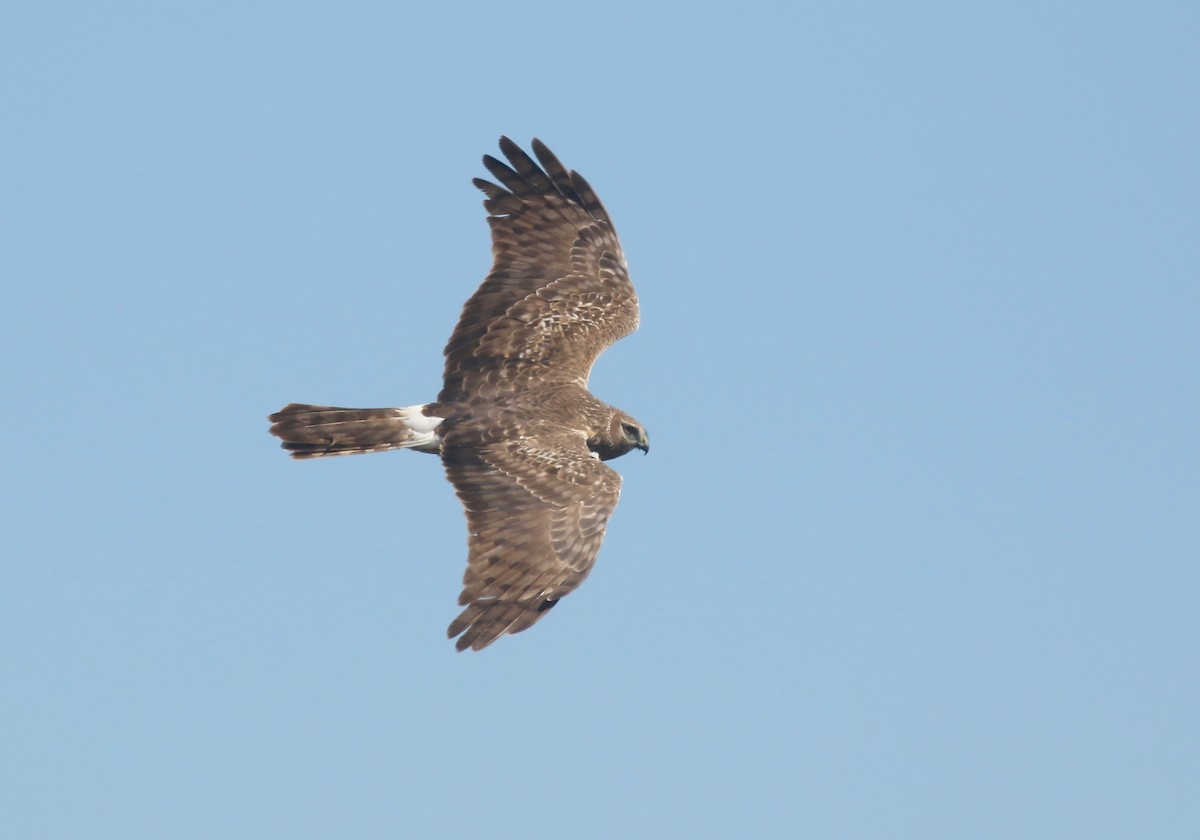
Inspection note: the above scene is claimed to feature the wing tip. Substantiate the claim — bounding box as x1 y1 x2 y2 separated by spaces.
447 598 559 652
476 136 610 224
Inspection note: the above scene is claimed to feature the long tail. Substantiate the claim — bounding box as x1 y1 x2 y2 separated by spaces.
268 403 443 459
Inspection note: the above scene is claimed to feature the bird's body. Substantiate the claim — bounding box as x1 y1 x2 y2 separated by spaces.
269 138 647 651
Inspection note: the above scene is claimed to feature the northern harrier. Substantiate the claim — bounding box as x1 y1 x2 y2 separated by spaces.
269 138 648 651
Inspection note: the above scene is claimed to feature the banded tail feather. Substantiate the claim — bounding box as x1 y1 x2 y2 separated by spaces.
268 403 443 459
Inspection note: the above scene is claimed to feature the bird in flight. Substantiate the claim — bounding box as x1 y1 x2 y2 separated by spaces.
269 137 648 651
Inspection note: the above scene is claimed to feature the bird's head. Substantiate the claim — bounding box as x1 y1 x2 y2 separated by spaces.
590 410 649 461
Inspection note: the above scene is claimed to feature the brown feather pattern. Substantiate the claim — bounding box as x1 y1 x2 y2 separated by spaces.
268 138 646 652
440 138 638 401
268 403 440 458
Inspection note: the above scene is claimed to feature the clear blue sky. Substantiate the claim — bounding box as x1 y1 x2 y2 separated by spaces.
3 2 1197 838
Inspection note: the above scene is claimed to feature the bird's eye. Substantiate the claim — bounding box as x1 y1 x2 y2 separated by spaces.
621 422 638 440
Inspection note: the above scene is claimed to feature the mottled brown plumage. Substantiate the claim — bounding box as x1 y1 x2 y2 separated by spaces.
269 138 647 651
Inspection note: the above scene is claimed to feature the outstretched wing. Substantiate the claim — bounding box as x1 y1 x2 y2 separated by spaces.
439 137 639 402
440 421 622 652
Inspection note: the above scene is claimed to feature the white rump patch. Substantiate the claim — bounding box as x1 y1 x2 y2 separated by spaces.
398 405 444 452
